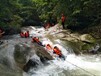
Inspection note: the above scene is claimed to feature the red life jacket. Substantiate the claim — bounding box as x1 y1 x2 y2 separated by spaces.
53 48 62 56
25 31 29 38
46 44 52 51
20 32 25 37
27 31 29 37
32 37 40 43
61 16 65 22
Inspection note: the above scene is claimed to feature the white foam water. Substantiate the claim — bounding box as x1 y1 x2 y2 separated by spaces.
23 26 101 76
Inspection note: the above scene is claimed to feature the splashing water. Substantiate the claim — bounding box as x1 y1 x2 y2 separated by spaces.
26 54 101 76
0 26 101 76
24 26 101 76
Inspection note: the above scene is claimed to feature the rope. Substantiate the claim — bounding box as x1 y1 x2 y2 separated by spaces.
66 60 96 76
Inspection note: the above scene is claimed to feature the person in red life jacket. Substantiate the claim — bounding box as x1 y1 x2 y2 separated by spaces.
32 37 38 42
25 31 29 38
46 44 52 51
53 46 65 60
53 46 62 58
32 37 43 46
61 13 66 29
20 32 25 38
46 23 51 29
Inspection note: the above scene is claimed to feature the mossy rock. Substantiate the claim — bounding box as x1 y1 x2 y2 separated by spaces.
80 34 96 43
81 43 92 51
66 41 84 54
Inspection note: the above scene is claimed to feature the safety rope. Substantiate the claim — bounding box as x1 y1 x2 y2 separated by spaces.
66 60 96 76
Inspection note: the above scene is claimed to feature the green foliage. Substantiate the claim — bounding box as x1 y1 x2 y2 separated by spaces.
0 0 101 33
0 0 41 32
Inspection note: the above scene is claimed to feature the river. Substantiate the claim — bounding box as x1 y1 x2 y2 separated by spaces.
0 26 101 76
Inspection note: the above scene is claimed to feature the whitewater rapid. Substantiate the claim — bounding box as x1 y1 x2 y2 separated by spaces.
23 26 101 76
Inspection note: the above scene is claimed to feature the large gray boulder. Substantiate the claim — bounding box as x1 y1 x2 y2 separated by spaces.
31 43 53 60
14 43 32 69
14 42 53 70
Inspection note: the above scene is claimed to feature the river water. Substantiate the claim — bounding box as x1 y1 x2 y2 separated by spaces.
0 26 101 76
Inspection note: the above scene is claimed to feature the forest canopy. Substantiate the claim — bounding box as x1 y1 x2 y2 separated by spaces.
0 0 101 32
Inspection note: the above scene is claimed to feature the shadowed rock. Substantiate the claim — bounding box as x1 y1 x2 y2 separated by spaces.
32 43 53 60
14 42 53 71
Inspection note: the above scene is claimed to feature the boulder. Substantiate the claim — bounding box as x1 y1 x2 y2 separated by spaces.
14 44 32 69
32 43 53 60
56 33 66 38
23 55 41 72
14 42 53 70
80 34 96 44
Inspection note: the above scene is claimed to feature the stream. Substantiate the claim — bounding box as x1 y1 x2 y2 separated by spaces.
0 26 101 76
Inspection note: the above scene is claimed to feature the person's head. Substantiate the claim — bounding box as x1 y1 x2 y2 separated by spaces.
33 37 36 39
54 46 58 49
47 44 51 47
27 31 29 33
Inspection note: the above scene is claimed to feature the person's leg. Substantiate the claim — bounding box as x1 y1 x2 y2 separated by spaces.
59 54 65 60
61 55 65 60
38 42 44 46
62 22 65 29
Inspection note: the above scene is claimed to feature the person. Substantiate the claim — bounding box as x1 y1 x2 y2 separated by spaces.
44 22 51 30
25 31 29 38
32 37 43 46
0 29 5 45
53 46 62 57
46 44 52 51
53 46 65 60
20 31 29 38
20 32 25 38
61 13 66 29
0 29 5 38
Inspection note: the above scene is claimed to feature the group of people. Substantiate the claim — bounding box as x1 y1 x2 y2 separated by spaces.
44 13 66 29
31 37 65 60
20 31 29 38
19 13 66 59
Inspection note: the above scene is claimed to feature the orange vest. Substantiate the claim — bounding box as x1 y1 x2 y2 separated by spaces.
20 32 25 37
25 32 29 37
33 37 40 43
46 45 52 50
61 16 65 22
53 48 62 56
